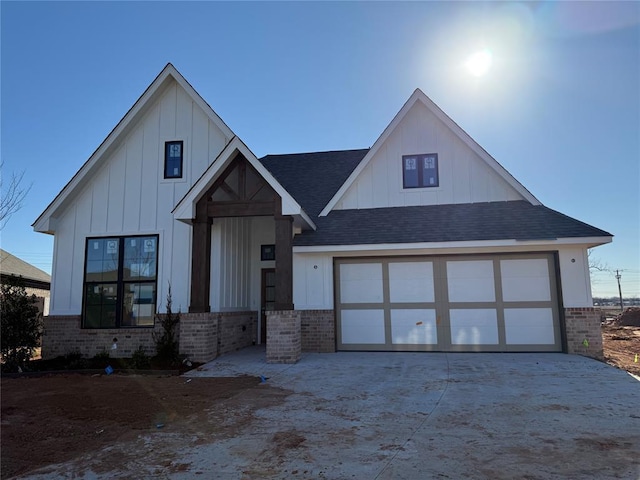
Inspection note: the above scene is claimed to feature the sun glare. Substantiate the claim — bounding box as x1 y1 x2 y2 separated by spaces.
465 50 493 77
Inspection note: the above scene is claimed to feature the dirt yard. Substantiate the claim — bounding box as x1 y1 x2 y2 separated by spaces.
2 321 639 478
1 375 291 479
601 307 640 377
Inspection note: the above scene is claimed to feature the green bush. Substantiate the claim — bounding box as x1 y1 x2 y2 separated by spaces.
153 284 180 366
1 276 42 372
129 346 151 369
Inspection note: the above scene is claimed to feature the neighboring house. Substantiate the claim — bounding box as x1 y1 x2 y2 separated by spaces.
0 249 51 317
33 64 612 363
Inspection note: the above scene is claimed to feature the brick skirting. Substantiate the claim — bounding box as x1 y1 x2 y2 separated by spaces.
42 311 257 363
564 307 603 360
301 310 335 353
41 316 163 359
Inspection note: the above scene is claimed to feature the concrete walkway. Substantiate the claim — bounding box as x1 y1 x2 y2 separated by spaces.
180 348 640 479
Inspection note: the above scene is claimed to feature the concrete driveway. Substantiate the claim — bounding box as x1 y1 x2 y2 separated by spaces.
180 348 640 479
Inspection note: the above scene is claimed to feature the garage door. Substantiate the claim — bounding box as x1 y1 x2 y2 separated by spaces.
335 254 561 352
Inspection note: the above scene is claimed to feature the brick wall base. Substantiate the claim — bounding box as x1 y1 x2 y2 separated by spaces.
266 310 301 364
42 316 162 359
564 307 603 360
42 311 257 363
301 310 335 353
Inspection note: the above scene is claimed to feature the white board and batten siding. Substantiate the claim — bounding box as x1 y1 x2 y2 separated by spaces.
49 79 231 315
334 102 523 211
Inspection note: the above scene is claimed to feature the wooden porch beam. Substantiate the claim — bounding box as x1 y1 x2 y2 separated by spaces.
207 201 275 218
274 215 294 311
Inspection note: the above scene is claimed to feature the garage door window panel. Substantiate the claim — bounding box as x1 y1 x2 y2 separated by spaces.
501 259 551 302
504 308 555 345
447 260 495 302
450 309 499 345
391 309 437 345
340 263 383 304
340 309 386 344
388 262 435 303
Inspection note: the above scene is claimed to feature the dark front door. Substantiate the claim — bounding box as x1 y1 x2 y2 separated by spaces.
261 268 276 343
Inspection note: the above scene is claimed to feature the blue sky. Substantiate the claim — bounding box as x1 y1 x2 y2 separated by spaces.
1 1 639 298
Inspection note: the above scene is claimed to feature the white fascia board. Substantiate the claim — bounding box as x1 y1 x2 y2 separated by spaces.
319 89 540 217
293 236 612 254
33 63 234 234
173 137 316 230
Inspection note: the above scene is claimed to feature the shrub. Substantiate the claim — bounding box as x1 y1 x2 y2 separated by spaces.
153 284 180 365
0 276 42 372
129 346 151 369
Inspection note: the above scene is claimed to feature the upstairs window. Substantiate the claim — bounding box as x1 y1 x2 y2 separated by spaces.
164 140 183 179
83 235 158 328
402 153 439 189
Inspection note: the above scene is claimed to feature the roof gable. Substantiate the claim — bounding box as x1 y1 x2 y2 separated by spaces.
320 89 539 216
33 63 234 234
173 137 316 230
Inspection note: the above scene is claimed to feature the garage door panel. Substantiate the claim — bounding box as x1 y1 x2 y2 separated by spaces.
340 309 385 344
447 260 495 302
390 309 437 345
389 262 435 303
504 308 556 345
501 259 551 302
340 263 383 303
449 309 499 345
335 254 560 353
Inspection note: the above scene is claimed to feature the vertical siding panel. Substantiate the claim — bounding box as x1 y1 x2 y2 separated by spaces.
210 220 222 311
191 106 209 184
106 146 126 231
123 127 143 231
140 105 160 231
208 121 227 167
357 164 373 209
371 145 387 208
90 168 109 233
386 131 402 207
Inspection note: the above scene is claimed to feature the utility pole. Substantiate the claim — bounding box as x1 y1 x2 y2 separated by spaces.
615 270 624 312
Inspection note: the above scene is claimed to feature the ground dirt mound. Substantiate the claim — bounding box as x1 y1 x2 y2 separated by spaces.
613 307 640 327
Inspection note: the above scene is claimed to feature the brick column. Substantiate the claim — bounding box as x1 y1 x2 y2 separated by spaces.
266 310 301 364
179 313 218 363
564 307 603 360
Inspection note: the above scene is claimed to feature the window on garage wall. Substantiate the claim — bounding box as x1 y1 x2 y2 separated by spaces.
83 235 158 328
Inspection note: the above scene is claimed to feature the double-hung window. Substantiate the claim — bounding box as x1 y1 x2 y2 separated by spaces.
83 235 158 328
402 153 439 188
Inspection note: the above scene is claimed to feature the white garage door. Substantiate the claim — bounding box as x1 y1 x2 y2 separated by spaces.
335 254 561 352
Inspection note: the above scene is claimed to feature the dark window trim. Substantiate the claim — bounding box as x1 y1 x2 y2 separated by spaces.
402 153 439 189
82 234 159 329
261 244 276 261
164 140 184 179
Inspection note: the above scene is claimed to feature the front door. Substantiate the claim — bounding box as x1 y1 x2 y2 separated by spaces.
261 268 276 344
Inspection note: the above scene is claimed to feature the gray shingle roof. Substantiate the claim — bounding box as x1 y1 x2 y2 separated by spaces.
260 149 368 217
292 201 612 246
0 249 51 286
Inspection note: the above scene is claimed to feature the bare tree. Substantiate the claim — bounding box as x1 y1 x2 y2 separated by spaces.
588 248 610 274
0 162 31 229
